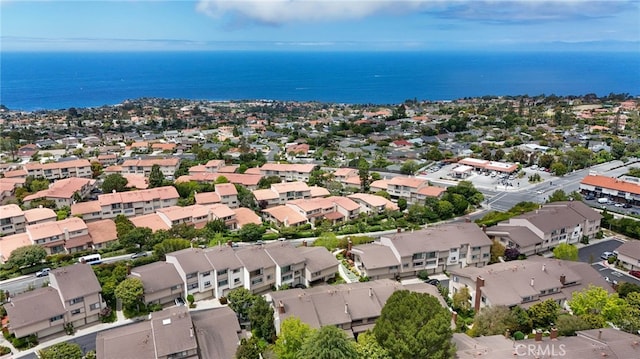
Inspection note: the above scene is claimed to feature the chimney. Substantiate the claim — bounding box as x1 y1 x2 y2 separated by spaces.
63 227 70 242
535 330 542 342
504 329 510 338
474 277 485 312
112 189 116 194
481 225 486 232
560 274 566 285
302 240 307 247
344 303 349 314
530 277 535 287
227 240 233 247
598 329 602 340
278 300 285 314
542 264 546 272
550 328 558 340
452 311 458 324
397 228 401 233
347 239 353 252
369 287 373 297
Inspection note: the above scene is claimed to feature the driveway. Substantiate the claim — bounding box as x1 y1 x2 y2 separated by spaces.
577 238 624 263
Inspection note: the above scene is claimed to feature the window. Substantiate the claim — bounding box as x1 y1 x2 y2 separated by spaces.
426 252 436 259
472 246 481 251
250 268 263 276
483 253 490 258
234 278 241 284
312 271 321 277
281 265 292 273
251 277 263 285
204 281 211 287
50 314 63 322
217 280 227 287
414 261 424 267
202 271 211 277
217 269 227 276
412 253 425 260
69 297 84 305
186 272 197 279
90 302 101 310
233 268 241 273
282 274 292 282
481 296 486 304
187 283 198 290
71 309 82 315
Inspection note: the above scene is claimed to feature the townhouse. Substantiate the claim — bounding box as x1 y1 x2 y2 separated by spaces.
266 279 446 337
614 240 640 271
350 222 492 280
485 201 602 256
0 217 117 260
119 157 180 179
176 172 262 190
70 186 179 221
165 243 339 300
262 205 309 228
579 174 640 205
385 176 446 204
188 159 226 174
23 159 92 180
130 262 184 306
253 181 312 208
23 177 96 209
332 168 359 185
449 256 612 312
0 204 56 236
96 306 241 359
259 163 316 182
347 193 399 214
5 263 104 339
193 183 239 208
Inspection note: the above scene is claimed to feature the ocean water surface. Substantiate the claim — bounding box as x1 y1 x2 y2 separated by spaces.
1 51 638 111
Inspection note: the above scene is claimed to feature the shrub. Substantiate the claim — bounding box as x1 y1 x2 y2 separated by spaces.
607 256 617 264
417 270 429 280
261 233 279 241
186 294 194 304
219 296 228 305
513 331 525 340
0 345 10 355
148 303 163 312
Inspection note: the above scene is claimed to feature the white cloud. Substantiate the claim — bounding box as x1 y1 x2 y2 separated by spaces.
195 0 637 26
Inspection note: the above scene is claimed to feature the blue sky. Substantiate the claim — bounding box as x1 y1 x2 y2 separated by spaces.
1 0 639 51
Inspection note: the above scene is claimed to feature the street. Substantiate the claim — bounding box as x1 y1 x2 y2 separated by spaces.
576 238 640 288
14 332 97 359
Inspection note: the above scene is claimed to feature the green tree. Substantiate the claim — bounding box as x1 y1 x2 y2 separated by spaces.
115 214 135 239
90 161 103 179
553 243 578 261
102 173 128 193
120 227 152 249
235 336 263 359
238 223 266 242
148 164 165 188
29 178 50 192
617 282 640 298
114 277 144 308
153 238 191 259
299 325 358 359
436 200 455 219
356 331 391 359
204 218 227 236
257 175 282 189
236 184 257 209
556 314 592 336
452 286 471 313
425 147 443 161
38 342 83 359
358 157 370 192
313 232 341 251
547 189 569 202
400 160 419 175
550 161 568 176
397 198 408 211
568 285 626 323
373 290 455 359
274 317 313 359
7 244 47 268
527 299 561 329
538 154 555 169
248 295 276 342
490 240 505 264
469 306 517 337
227 288 256 321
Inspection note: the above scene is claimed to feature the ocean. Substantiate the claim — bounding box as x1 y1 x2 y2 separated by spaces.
1 51 638 111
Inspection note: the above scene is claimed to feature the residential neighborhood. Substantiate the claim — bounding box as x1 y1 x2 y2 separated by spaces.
0 94 639 358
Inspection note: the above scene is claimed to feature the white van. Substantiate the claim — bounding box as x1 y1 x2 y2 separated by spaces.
597 198 609 204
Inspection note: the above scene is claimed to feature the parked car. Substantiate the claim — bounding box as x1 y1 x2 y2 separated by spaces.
630 270 640 279
36 268 51 277
131 252 148 259
623 203 632 208
425 279 440 286
174 297 186 306
584 195 595 200
601 251 616 260
294 283 307 289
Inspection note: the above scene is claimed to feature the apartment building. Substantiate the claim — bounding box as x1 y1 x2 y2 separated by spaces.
165 243 339 300
23 177 96 209
485 201 602 256
23 159 92 180
5 263 104 339
614 240 640 271
130 262 184 306
176 172 262 190
70 186 179 221
188 159 226 174
386 176 446 204
347 193 399 214
259 163 316 182
194 183 241 208
0 204 54 236
351 223 492 280
449 256 612 312
253 181 312 208
119 157 180 179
